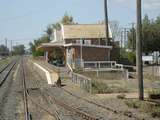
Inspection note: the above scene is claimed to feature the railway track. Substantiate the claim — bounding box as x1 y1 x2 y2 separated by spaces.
21 59 31 120
60 87 146 120
0 60 17 87
31 61 139 120
26 60 100 120
43 88 99 120
24 59 151 120
21 57 61 120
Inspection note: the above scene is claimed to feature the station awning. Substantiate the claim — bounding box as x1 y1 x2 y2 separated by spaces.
37 41 64 51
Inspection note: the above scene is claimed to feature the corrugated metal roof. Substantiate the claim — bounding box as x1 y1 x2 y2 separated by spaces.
62 24 112 39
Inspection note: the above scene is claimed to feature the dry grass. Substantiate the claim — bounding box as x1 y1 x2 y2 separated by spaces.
90 81 129 94
125 99 160 118
148 89 160 99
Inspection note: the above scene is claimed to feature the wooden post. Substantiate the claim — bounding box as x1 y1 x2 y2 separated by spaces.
104 0 109 45
136 0 144 100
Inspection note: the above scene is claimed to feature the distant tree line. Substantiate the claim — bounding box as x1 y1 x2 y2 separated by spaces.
12 45 25 55
0 44 25 56
0 45 9 56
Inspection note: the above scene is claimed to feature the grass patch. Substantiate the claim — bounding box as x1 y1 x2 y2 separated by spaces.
117 94 126 99
125 100 160 118
0 58 11 69
90 81 128 94
148 89 160 99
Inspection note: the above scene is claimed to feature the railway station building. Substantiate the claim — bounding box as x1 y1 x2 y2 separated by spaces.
38 24 114 69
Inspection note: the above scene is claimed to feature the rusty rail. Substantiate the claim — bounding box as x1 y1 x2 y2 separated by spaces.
44 88 99 120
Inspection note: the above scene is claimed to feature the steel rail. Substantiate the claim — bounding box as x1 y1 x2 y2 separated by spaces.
44 88 99 120
21 59 31 120
22 58 61 120
0 61 13 74
0 61 16 87
61 88 145 120
31 61 99 120
26 90 61 120
30 60 144 120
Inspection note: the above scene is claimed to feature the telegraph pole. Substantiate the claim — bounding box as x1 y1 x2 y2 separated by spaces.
136 0 144 100
5 38 7 48
131 22 135 51
11 40 12 56
120 31 123 49
104 0 109 45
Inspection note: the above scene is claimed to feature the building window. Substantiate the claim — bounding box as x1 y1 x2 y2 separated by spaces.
76 39 91 45
76 40 81 44
84 40 91 45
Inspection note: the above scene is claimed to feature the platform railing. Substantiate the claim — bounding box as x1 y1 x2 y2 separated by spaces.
82 61 124 71
71 72 92 93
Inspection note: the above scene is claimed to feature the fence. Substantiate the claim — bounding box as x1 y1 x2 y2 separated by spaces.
83 61 124 71
71 72 92 93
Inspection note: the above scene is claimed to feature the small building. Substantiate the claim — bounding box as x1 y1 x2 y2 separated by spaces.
142 55 154 64
38 24 113 69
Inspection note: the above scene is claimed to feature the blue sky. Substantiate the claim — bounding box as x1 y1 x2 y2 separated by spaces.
0 0 160 48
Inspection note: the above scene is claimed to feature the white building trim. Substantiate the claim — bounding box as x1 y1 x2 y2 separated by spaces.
61 24 65 41
64 43 112 49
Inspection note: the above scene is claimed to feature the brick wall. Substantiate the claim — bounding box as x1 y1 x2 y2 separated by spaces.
74 46 110 61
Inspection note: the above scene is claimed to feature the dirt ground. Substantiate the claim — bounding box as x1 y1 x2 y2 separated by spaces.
35 59 160 120
1 57 159 120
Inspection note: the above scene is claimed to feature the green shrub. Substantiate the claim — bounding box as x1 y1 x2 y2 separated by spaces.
125 100 160 114
117 94 126 99
33 50 44 57
91 81 111 94
125 100 141 109
127 52 136 64
91 81 128 94
148 89 160 99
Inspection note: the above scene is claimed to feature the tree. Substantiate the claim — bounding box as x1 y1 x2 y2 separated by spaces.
51 13 75 31
52 22 61 30
127 14 160 54
128 27 136 51
0 45 9 56
13 45 25 55
109 21 122 41
45 25 53 41
61 12 74 25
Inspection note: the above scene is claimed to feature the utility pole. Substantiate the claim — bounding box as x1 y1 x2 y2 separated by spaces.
104 0 109 45
5 38 7 48
80 39 83 67
11 40 12 56
124 28 127 44
136 0 144 100
5 38 8 56
120 31 123 57
120 31 123 48
131 22 135 51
